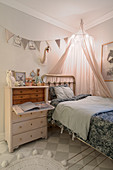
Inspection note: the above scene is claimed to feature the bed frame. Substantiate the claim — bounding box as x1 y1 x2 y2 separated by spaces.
42 74 112 168
42 74 76 97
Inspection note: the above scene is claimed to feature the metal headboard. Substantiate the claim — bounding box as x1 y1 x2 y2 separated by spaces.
42 74 76 95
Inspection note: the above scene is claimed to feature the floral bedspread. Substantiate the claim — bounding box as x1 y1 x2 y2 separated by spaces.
88 111 113 159
48 95 113 160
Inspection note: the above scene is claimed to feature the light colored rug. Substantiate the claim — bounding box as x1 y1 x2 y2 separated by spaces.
1 151 66 170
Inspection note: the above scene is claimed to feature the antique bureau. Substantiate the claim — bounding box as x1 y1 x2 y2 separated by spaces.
5 86 53 152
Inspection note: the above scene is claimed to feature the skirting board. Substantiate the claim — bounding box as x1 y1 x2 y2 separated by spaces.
0 133 5 141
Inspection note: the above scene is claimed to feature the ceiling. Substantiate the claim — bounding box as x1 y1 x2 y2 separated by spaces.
0 0 113 40
16 0 113 30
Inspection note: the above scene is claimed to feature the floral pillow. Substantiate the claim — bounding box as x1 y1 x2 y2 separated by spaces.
49 86 57 100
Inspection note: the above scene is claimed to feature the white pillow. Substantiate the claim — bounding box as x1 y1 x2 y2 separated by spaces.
62 86 74 98
54 86 67 99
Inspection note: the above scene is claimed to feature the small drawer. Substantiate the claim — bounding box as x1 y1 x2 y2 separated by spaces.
30 93 44 98
12 110 47 123
32 88 44 94
13 95 30 100
13 126 47 147
13 89 32 95
13 88 44 95
13 117 47 135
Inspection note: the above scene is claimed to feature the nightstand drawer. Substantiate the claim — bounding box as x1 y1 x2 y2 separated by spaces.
13 126 47 147
12 110 47 123
13 117 47 135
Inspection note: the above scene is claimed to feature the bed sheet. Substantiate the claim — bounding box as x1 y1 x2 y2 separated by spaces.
48 95 113 159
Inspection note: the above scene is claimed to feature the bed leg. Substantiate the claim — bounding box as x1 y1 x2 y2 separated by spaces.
72 133 75 141
60 125 64 134
51 120 55 125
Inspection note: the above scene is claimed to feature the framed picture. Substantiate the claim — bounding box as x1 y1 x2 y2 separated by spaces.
15 72 26 83
101 41 113 81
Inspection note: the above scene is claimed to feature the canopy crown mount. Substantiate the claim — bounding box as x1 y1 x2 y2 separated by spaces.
80 19 84 32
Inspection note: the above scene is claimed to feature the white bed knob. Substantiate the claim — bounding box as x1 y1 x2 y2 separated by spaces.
1 160 9 167
61 159 68 166
17 153 24 160
32 149 38 155
47 151 53 157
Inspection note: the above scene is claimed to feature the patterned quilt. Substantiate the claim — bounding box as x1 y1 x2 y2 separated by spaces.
48 95 113 160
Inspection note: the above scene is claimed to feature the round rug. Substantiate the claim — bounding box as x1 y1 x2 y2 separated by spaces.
4 155 65 170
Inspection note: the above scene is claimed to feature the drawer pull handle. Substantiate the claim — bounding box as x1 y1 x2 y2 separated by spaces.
41 131 43 134
19 115 22 117
31 123 32 126
30 135 32 137
20 138 22 141
19 126 22 128
31 113 32 115
20 91 23 93
41 121 43 124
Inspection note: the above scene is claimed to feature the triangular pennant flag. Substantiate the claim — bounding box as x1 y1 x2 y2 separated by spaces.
28 40 36 50
64 37 68 44
21 38 28 49
5 29 14 42
46 41 49 46
13 36 22 47
55 39 60 48
35 41 41 52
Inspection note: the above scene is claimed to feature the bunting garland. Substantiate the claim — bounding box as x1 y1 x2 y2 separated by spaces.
55 39 60 48
21 39 28 49
5 29 69 51
13 35 22 47
35 41 41 52
5 29 14 42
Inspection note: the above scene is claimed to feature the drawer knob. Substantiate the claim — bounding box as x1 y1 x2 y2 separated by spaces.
30 135 32 137
21 96 23 98
31 123 32 126
19 126 22 128
36 95 38 97
31 113 32 115
19 115 22 117
41 131 43 134
20 91 23 93
20 138 22 141
41 121 43 124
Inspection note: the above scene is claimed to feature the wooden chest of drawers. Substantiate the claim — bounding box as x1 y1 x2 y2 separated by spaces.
12 88 44 105
5 86 53 152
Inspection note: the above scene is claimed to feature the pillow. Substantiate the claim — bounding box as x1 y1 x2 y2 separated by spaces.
54 86 67 99
62 86 74 98
49 86 57 100
49 84 68 100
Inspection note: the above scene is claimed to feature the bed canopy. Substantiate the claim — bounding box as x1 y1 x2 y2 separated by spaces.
49 20 112 98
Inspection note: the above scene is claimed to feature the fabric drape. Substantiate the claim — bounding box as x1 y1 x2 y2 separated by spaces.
49 33 112 98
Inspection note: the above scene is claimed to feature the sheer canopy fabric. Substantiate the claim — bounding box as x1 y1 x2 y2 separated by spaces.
49 33 112 98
